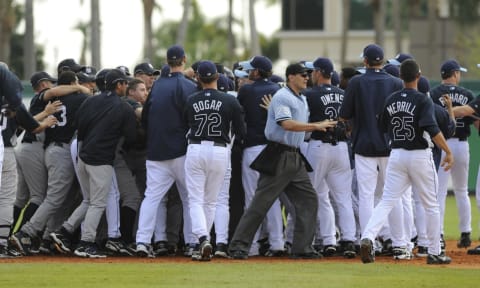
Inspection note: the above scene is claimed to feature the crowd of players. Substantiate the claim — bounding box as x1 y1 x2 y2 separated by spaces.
0 43 479 265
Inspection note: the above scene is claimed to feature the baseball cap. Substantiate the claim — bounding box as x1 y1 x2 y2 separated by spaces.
388 53 413 66
134 62 160 76
417 76 430 94
234 69 249 79
76 71 96 83
30 71 57 88
167 45 185 60
285 62 308 77
116 65 131 76
305 57 334 76
441 59 467 75
197 61 217 78
95 68 111 92
383 63 400 77
160 64 171 77
105 68 130 88
217 74 230 92
331 71 340 86
239 56 272 72
361 44 384 61
57 58 85 74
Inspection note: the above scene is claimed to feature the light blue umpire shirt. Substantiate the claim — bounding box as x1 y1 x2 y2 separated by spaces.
265 86 309 148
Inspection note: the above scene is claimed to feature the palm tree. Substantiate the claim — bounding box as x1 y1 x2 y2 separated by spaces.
249 0 261 56
372 0 385 47
340 0 350 67
142 0 156 61
177 0 191 46
227 0 235 62
24 0 35 77
0 0 15 63
74 22 89 65
91 0 101 68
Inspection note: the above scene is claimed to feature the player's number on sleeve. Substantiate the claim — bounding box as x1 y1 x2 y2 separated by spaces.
391 116 415 141
53 105 67 127
194 113 222 137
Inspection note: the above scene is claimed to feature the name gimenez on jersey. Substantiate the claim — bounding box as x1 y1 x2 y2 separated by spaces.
320 93 343 105
193 99 223 112
386 101 416 116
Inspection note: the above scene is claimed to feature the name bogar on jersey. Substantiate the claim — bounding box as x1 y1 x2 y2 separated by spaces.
381 88 438 150
430 84 474 139
185 88 245 144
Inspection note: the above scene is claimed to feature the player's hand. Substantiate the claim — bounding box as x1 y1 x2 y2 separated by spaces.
44 100 62 115
442 94 453 109
259 94 272 110
314 119 337 132
441 152 454 171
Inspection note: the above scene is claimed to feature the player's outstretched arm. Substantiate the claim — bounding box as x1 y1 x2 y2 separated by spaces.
33 100 62 121
43 84 92 101
432 132 454 171
280 119 337 132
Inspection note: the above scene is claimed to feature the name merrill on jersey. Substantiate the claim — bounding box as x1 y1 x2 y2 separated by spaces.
386 101 416 116
320 93 343 105
192 99 223 113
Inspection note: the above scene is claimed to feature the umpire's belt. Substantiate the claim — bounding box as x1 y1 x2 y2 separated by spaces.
189 139 227 147
267 141 299 152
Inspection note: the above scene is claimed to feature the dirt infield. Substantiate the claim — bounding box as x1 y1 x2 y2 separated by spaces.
1 240 479 268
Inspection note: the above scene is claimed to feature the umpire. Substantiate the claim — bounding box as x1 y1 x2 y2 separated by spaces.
228 63 337 259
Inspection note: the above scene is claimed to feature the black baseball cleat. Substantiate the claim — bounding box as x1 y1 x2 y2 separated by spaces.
289 251 322 259
360 238 375 264
467 245 480 255
10 231 32 255
427 253 451 265
457 232 471 248
230 250 249 260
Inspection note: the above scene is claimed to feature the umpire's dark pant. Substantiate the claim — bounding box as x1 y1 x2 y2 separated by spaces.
229 150 318 255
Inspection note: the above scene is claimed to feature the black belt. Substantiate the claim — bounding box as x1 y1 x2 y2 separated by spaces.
189 139 227 147
267 141 299 152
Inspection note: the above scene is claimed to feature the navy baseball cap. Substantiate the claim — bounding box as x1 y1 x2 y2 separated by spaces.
383 63 400 77
388 53 413 66
285 62 308 77
217 74 230 92
57 58 85 74
30 71 57 88
331 71 340 86
76 71 96 83
239 56 272 72
105 68 130 87
417 76 430 94
160 64 170 77
197 61 217 78
134 62 160 76
441 59 467 75
167 45 185 60
116 65 131 76
305 57 334 76
362 44 384 61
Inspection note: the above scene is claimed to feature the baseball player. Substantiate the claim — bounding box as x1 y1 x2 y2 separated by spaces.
0 64 57 258
451 95 480 255
136 45 197 257
430 59 474 250
304 57 356 258
360 59 453 265
11 70 89 255
184 60 245 261
237 55 284 256
339 44 404 253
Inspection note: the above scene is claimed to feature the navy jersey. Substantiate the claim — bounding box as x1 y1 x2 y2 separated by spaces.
237 79 280 147
381 88 438 150
185 88 245 144
340 68 403 156
1 107 17 147
305 84 344 140
430 84 474 139
22 90 49 143
142 72 197 161
43 91 88 146
76 91 137 166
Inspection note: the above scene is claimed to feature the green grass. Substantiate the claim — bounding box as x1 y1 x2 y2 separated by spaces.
444 195 480 240
0 262 478 288
1 196 479 288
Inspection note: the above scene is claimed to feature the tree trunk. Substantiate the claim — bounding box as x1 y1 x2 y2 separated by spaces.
393 0 401 54
227 0 235 64
91 0 101 68
373 0 385 46
24 0 35 78
427 0 437 77
340 0 350 68
249 0 261 56
142 0 155 61
176 0 191 46
0 0 14 65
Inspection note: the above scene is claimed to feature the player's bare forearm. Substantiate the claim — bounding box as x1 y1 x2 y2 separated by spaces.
452 105 474 118
432 132 454 171
44 84 92 100
280 119 337 132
